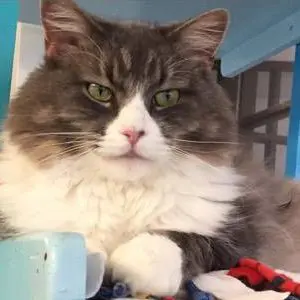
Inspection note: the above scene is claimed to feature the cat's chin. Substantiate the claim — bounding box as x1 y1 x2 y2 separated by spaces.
106 152 151 162
102 157 157 181
86 152 162 182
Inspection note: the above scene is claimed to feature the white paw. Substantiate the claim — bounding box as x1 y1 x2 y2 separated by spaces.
110 233 183 296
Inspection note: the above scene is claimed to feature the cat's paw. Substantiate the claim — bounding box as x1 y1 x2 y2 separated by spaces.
110 233 183 296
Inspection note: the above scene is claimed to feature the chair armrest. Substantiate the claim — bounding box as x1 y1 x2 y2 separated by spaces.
0 232 87 300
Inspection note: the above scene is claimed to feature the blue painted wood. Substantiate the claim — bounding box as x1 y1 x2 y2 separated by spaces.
286 44 300 178
19 0 300 77
221 7 300 77
0 1 19 122
0 233 87 300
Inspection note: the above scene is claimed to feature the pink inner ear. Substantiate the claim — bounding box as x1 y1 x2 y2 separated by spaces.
44 35 78 58
45 40 71 58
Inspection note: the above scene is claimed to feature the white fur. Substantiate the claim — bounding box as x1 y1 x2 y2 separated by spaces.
110 233 182 295
0 92 243 294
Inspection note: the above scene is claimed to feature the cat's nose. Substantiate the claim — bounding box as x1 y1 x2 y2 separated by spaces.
121 128 145 145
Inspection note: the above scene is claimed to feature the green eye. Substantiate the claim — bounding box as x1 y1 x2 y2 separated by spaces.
86 83 113 104
154 89 180 109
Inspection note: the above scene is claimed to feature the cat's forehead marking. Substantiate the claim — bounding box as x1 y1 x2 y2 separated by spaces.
106 90 153 136
120 47 132 70
121 90 147 116
96 44 167 101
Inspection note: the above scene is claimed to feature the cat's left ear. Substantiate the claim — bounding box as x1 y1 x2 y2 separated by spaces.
162 9 229 64
40 0 91 58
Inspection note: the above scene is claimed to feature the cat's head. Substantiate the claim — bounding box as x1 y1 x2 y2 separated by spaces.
6 0 236 181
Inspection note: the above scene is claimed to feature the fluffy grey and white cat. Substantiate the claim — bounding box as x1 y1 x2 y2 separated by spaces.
1 0 300 297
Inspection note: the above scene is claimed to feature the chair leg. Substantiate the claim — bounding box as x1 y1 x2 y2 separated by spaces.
286 44 300 178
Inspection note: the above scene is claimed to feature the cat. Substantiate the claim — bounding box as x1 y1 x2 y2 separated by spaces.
1 0 300 297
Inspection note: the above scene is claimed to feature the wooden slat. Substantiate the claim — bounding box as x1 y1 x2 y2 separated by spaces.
265 71 281 170
239 101 290 129
242 131 287 145
237 71 258 155
250 61 293 73
238 71 258 119
219 76 239 106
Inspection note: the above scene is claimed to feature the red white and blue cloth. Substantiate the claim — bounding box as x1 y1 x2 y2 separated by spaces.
90 258 300 300
193 258 300 300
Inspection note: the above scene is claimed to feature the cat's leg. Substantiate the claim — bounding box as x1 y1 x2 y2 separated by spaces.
110 232 183 296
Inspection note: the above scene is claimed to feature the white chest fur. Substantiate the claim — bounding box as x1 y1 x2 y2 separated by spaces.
0 149 243 255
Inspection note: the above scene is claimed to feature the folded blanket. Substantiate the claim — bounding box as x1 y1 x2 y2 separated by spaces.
194 258 300 300
195 270 291 300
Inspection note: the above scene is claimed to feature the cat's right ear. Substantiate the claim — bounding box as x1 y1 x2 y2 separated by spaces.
40 0 90 58
160 9 229 66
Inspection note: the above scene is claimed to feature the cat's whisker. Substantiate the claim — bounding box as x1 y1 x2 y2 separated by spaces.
30 132 98 137
37 143 95 165
171 145 224 154
7 114 45 117
13 133 103 142
172 138 239 145
56 143 95 154
79 34 104 58
45 140 97 147
40 146 90 161
14 137 104 147
69 50 105 67
170 147 223 173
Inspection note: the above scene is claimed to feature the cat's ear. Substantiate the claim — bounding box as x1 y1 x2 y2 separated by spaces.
163 9 229 64
40 0 90 58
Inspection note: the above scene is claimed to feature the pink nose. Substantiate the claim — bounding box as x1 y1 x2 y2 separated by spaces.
121 128 145 145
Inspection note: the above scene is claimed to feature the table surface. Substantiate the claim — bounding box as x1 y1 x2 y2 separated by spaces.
19 0 300 77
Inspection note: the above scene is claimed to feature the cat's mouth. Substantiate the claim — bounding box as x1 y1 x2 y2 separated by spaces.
106 150 150 162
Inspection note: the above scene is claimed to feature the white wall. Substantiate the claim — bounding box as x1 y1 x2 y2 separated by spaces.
269 47 295 62
11 23 44 96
